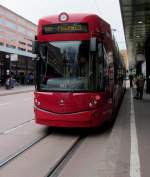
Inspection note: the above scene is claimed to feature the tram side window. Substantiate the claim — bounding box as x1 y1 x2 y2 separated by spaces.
103 47 109 89
96 43 104 90
117 65 124 86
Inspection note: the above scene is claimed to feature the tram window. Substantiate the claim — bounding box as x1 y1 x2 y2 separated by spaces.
103 47 109 89
96 43 104 90
98 43 103 58
78 41 89 77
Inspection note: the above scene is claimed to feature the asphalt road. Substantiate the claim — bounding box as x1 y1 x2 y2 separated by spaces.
0 89 149 177
0 92 35 132
57 90 131 177
0 92 48 166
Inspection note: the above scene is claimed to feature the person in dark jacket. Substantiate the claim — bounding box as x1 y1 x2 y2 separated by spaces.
129 74 133 88
135 74 145 99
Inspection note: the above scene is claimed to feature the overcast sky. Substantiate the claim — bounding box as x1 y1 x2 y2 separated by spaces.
0 0 126 49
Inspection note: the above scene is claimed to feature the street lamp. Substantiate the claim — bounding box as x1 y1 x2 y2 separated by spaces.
5 54 10 78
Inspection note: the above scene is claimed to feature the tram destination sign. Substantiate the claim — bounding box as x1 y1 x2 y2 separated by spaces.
42 23 88 34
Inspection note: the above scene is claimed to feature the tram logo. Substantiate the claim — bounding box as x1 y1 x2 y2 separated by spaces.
59 99 65 106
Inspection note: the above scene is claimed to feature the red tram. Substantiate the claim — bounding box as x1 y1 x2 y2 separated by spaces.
33 13 126 128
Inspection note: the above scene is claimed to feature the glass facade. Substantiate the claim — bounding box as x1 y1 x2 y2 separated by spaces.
0 18 3 24
5 21 16 30
27 31 34 37
18 26 26 34
0 4 37 85
0 5 37 51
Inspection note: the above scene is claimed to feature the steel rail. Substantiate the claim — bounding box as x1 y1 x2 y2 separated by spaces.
45 135 85 177
0 134 49 168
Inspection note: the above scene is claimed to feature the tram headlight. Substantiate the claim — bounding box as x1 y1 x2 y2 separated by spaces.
95 95 101 101
89 102 93 107
89 95 101 108
34 98 41 106
35 98 38 103
37 101 41 106
89 99 97 107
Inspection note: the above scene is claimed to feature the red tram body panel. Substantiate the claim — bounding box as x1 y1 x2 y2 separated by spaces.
34 92 112 127
33 13 126 128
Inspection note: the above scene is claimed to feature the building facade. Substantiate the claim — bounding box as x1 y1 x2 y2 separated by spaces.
120 49 129 70
0 4 37 85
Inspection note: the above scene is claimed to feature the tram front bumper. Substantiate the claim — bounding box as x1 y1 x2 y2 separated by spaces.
34 106 104 128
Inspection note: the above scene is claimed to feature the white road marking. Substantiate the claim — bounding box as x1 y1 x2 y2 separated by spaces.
0 102 11 106
126 80 130 88
130 89 141 177
3 127 20 134
3 120 34 135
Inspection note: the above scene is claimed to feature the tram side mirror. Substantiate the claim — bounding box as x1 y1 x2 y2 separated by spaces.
32 40 39 54
90 37 96 52
40 44 47 60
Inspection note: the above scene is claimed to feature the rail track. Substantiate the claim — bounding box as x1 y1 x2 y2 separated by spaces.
0 133 49 168
45 135 85 177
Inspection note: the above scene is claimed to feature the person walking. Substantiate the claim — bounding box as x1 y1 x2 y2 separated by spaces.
135 74 145 99
5 76 11 89
129 73 133 88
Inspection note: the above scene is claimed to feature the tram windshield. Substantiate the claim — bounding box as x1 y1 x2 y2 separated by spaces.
38 41 104 92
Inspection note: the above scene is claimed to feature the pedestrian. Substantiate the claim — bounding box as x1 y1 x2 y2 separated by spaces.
5 75 11 89
29 73 33 85
129 73 133 88
26 74 30 85
135 74 145 99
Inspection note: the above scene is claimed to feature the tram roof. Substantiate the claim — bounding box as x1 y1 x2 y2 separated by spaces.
39 13 110 26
